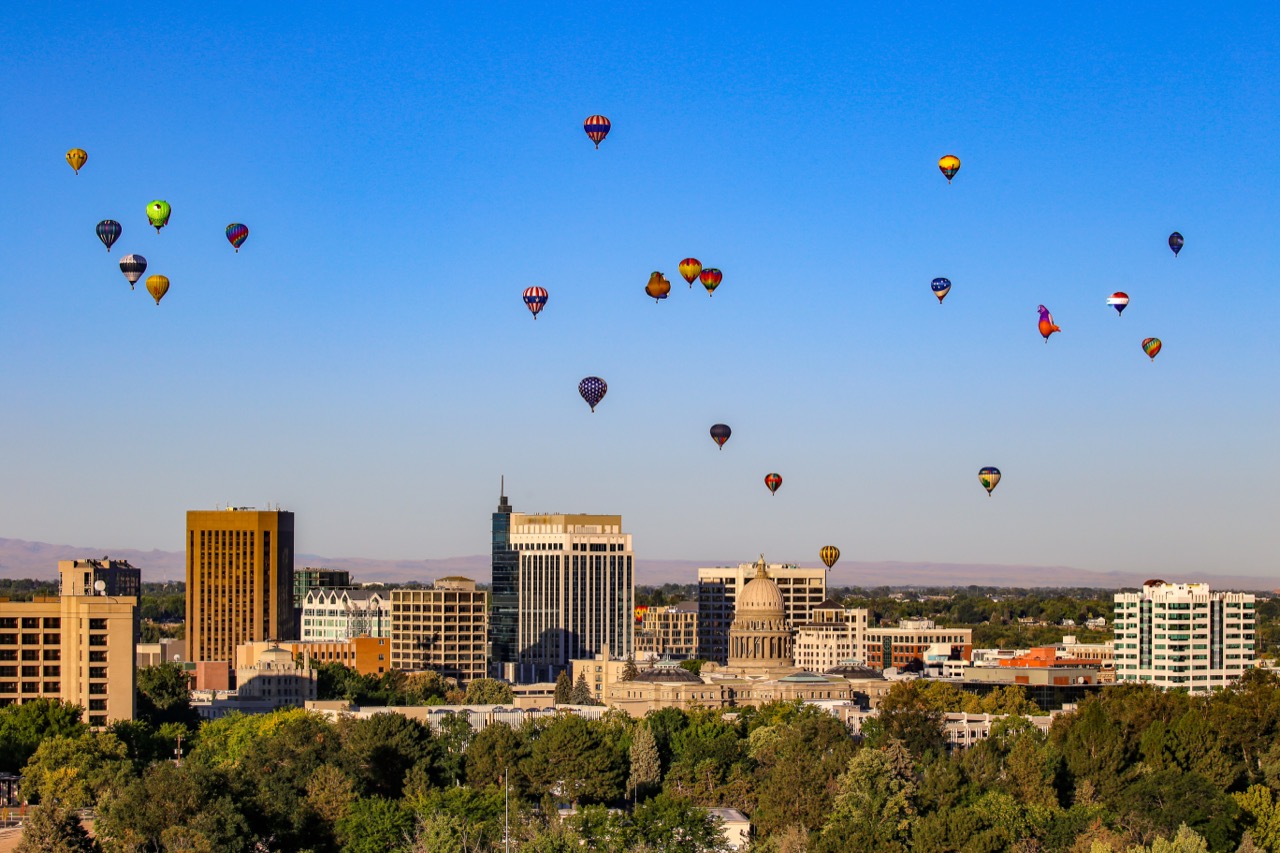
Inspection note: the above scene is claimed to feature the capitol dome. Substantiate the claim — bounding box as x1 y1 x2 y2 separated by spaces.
737 571 786 616
728 556 793 674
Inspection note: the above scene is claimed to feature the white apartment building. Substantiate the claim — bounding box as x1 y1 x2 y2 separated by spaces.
1113 580 1255 694
794 600 871 672
300 588 391 642
697 562 827 663
512 513 633 683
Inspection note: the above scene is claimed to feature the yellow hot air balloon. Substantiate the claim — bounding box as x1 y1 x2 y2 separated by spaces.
66 148 88 175
938 154 960 183
145 274 170 305
819 545 840 570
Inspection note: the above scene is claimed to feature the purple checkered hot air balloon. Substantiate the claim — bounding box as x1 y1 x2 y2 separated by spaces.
96 220 121 252
579 376 607 412
226 223 249 253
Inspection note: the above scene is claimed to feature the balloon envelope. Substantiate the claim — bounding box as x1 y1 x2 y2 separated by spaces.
523 286 548 319
645 272 671 302
579 376 607 411
700 268 723 296
1168 232 1184 256
225 223 249 252
145 274 169 305
709 423 731 449
96 220 121 252
1037 305 1061 342
764 473 782 495
938 154 960 182
147 200 171 233
1142 337 1162 360
119 254 147 289
978 467 1001 496
819 545 840 570
584 115 611 148
66 148 87 174
679 258 702 286
931 277 951 304
1108 292 1129 316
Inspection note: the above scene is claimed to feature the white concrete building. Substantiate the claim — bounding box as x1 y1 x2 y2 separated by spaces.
1113 580 1255 694
300 588 390 641
697 562 826 663
793 599 870 672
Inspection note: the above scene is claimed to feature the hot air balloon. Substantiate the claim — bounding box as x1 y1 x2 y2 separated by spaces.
931 277 951 304
819 545 840 570
1108 292 1129 316
225 223 249 252
145 274 169 306
523 286 548 319
584 115 611 148
700 268 722 296
978 467 1001 496
146 201 171 233
679 258 702 287
764 473 782 495
96 220 121 252
1169 232 1184 257
1037 305 1061 342
119 254 147 289
579 376 607 412
938 154 961 182
1142 337 1162 361
645 272 671 302
709 423 731 450
66 148 87 175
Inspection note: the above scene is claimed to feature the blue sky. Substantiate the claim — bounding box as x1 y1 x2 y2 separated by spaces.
1 5 1276 578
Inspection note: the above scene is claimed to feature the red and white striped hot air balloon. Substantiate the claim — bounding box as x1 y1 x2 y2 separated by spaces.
1108 292 1129 316
522 287 548 320
583 115 611 148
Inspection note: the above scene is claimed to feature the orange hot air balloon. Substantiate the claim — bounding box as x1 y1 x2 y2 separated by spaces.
938 154 960 182
145 274 170 305
645 272 671 302
66 148 88 174
679 258 702 287
1037 305 1061 342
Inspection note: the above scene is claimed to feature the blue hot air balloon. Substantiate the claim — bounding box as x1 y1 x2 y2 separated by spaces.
96 220 122 252
579 377 607 412
931 277 951 304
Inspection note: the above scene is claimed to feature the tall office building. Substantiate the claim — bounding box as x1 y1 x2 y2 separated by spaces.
697 561 826 664
512 513 633 683
1113 580 1255 694
186 508 295 662
489 483 518 679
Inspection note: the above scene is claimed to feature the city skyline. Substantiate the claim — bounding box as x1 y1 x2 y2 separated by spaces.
2 6 1277 580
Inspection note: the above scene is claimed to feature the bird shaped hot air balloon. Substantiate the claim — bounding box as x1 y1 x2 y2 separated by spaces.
645 272 671 302
819 545 840 570
119 254 147 289
66 148 87 175
225 223 249 252
1037 305 1061 342
700 268 722 296
938 154 961 183
709 423 731 450
145 274 169 305
1142 337 1162 361
584 115 611 148
96 220 121 252
931 277 951 304
579 376 607 412
146 201 171 233
764 473 782 495
679 258 702 287
1108 292 1129 316
523 287 548 320
1168 232 1184 257
978 467 1001 496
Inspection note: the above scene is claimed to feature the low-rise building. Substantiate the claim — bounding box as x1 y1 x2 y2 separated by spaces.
391 577 489 684
793 600 871 672
136 637 186 668
300 588 390 642
708 808 751 850
192 646 317 719
236 636 391 676
634 601 699 660
864 619 972 670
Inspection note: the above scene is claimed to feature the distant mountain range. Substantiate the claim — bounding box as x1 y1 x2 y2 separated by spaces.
0 537 1273 591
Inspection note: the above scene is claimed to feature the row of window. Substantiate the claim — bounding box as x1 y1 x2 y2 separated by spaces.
0 618 61 629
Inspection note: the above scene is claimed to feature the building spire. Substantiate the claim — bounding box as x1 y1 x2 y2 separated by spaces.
497 476 512 513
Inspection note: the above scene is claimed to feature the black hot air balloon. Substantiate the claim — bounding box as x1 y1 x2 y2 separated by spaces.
709 424 731 449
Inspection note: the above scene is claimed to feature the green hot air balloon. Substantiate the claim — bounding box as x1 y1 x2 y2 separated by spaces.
146 200 172 233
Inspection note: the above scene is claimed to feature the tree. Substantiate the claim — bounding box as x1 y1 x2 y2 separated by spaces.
337 712 436 799
136 662 200 729
621 655 639 682
465 722 532 797
630 795 733 852
524 714 625 805
628 722 661 801
306 763 358 851
464 678 514 705
94 761 251 853
869 681 947 758
0 699 86 774
569 670 595 705
752 706 858 835
1234 785 1280 852
21 732 132 810
553 671 572 705
14 800 98 852
812 739 917 853
337 797 414 853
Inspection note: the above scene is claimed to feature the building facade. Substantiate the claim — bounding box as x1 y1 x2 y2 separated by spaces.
1113 580 1255 693
634 602 699 660
864 619 973 670
0 561 136 725
58 557 141 598
512 513 633 683
237 636 391 676
186 508 295 662
489 486 519 679
300 588 390 641
390 578 489 684
793 601 871 672
697 563 826 664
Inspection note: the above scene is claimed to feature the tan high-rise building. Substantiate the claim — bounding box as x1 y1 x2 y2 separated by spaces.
186 508 295 662
0 562 136 726
390 578 489 684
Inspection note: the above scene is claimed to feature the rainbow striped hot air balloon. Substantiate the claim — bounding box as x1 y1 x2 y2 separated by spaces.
1142 337 1162 361
679 258 702 287
1108 292 1129 316
96 220 121 252
225 223 249 252
583 115 611 148
523 286 548 319
700 268 722 296
764 472 782 495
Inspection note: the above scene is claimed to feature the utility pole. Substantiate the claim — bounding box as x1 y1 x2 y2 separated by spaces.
504 766 510 853
174 733 184 766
